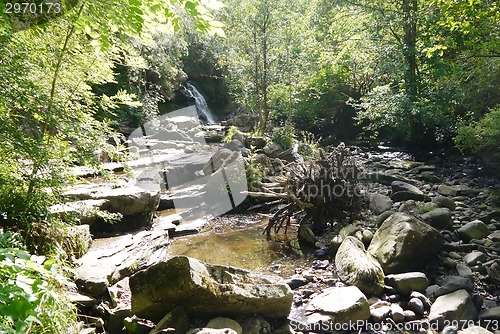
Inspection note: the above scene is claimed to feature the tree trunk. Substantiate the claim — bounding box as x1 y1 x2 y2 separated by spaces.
403 0 418 98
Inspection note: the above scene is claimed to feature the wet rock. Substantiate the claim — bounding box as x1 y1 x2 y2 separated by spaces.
367 213 444 274
458 220 491 242
463 251 487 266
432 196 457 211
385 272 429 295
421 208 452 229
129 256 292 321
370 193 393 214
303 286 370 325
370 301 391 322
428 290 477 330
206 317 242 334
335 237 385 296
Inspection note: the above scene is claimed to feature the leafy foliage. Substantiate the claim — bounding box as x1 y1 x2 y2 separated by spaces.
0 230 76 334
455 105 500 163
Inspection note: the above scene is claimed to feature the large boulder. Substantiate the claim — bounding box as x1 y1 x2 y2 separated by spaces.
367 213 444 274
76 230 169 297
335 237 385 296
428 289 477 330
65 185 160 233
301 286 370 326
129 256 292 321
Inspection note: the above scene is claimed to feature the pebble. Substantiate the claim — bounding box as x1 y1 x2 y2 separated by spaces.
456 262 474 280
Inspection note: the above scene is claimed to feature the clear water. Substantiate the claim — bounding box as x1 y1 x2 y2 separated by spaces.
167 214 312 276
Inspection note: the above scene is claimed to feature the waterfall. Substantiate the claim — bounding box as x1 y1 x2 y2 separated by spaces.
183 83 217 124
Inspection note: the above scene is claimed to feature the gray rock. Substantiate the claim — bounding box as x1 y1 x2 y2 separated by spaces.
409 291 432 309
335 237 385 296
303 286 370 325
432 196 457 211
428 289 477 330
458 220 491 242
443 326 459 334
458 326 494 334
129 256 292 321
438 185 459 197
421 208 452 229
391 191 430 202
370 193 394 214
370 301 391 322
456 263 473 280
478 306 500 320
403 310 418 321
427 276 474 299
76 230 169 296
486 260 500 286
385 272 429 295
245 136 268 150
391 303 405 323
206 317 242 334
262 141 283 158
408 297 425 316
463 251 487 266
391 181 423 195
224 139 250 157
367 213 444 274
488 230 500 242
376 211 395 226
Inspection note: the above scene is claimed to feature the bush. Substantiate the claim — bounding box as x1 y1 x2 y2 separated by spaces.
272 122 296 150
455 105 500 164
0 230 77 333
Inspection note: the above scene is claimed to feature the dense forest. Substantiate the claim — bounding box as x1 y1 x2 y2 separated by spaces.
0 0 499 332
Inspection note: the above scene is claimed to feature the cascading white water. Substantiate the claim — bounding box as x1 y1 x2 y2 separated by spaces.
183 83 217 124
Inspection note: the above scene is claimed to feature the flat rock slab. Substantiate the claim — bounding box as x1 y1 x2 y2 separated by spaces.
428 289 477 330
75 230 169 297
129 256 292 322
385 272 429 295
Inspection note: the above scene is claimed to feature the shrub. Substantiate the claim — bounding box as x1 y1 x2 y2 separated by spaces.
455 105 500 164
0 230 77 334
